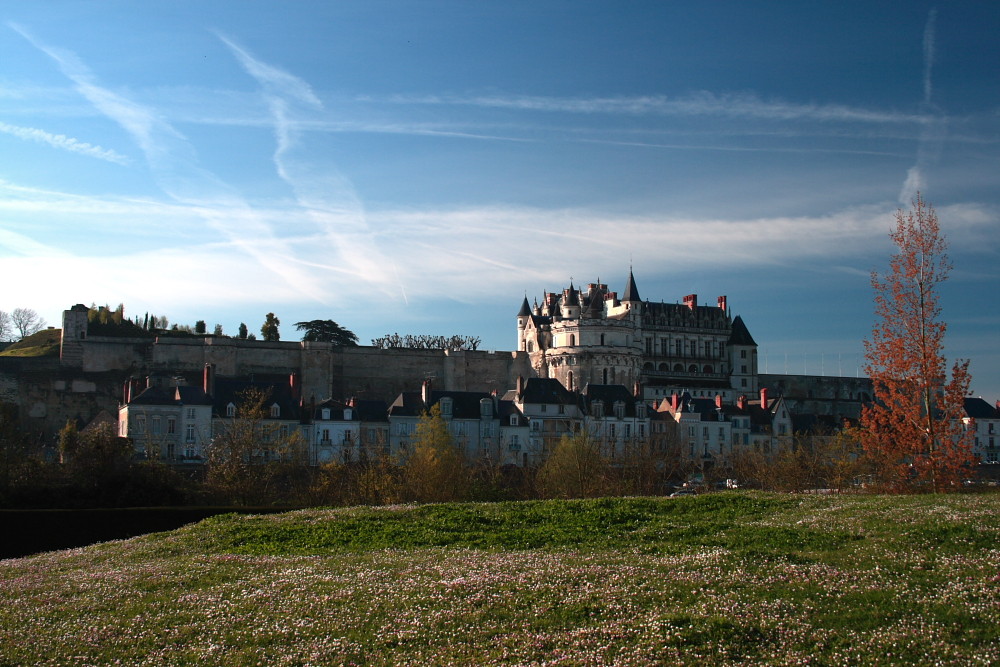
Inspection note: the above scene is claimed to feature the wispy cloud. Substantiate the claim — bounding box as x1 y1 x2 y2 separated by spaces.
900 9 943 204
9 22 327 300
0 121 129 164
378 91 930 125
218 33 398 295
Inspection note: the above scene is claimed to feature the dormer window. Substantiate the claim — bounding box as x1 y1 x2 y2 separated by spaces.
614 402 625 419
440 398 453 418
510 415 518 426
321 408 330 420
344 408 353 421
270 403 280 418
226 402 236 418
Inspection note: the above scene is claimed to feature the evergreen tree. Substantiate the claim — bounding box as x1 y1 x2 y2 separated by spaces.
260 313 280 342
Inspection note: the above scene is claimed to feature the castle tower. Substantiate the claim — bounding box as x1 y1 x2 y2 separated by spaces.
60 304 89 367
728 315 759 394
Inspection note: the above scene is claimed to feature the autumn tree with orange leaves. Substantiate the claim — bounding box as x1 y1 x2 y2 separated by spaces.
861 194 973 492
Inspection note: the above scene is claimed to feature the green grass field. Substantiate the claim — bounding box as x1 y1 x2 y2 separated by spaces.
1 492 998 665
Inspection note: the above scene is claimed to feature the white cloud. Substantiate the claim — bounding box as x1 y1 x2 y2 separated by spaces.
380 91 930 125
0 121 129 164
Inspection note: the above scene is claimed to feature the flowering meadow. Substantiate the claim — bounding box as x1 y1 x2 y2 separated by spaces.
1 492 998 665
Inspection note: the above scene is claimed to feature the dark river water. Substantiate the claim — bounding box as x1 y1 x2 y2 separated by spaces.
1 507 299 559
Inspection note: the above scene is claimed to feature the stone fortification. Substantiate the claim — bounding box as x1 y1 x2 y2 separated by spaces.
4 318 533 440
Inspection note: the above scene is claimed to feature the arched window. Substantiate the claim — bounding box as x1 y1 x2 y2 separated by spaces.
658 363 668 371
703 364 713 373
527 340 534 353
567 371 574 391
569 334 576 346
643 362 654 371
603 368 609 384
270 403 281 418
673 364 684 372
688 364 698 373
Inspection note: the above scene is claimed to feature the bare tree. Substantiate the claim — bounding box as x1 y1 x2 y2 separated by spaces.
0 311 12 342
11 308 46 339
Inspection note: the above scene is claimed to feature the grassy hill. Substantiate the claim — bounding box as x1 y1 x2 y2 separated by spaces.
1 492 998 665
0 328 60 357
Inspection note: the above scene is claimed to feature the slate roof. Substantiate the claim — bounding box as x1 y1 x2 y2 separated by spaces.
517 296 531 317
728 315 757 346
212 377 302 421
582 384 639 417
622 271 640 302
388 390 493 419
518 377 579 406
965 397 1000 419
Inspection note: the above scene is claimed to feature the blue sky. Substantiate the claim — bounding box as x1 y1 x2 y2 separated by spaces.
1 2 998 399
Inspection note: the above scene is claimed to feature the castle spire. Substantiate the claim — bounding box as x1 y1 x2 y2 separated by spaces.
623 269 640 302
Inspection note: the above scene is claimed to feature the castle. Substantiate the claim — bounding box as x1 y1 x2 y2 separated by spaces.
517 271 759 401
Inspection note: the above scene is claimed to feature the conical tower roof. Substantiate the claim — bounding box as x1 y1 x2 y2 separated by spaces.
623 270 640 302
517 296 531 317
728 315 757 346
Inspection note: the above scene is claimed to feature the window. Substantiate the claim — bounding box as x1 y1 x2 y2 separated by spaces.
152 416 161 435
167 417 176 434
270 403 280 418
510 415 518 426
741 365 747 373
610 424 616 438
322 428 331 444
624 424 631 438
280 425 289 439
136 416 146 434
645 338 652 354
741 350 747 359
185 424 195 443
638 424 645 437
558 404 565 414
661 339 669 355
440 398 453 417
540 404 547 413
532 420 541 432
321 408 330 420
569 334 575 346
167 443 175 460
187 408 196 420
184 447 195 459
226 403 236 418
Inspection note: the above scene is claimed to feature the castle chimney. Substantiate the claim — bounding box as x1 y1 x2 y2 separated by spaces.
670 393 679 412
717 296 727 312
123 378 132 404
737 395 747 410
203 364 216 397
760 387 769 411
289 372 300 401
516 375 524 397
684 294 697 310
633 381 642 398
715 394 723 409
422 378 432 406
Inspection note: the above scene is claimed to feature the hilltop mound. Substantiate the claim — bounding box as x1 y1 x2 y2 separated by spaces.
0 328 60 357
